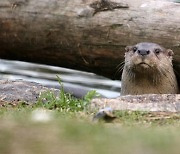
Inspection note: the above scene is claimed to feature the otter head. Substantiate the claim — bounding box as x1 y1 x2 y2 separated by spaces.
124 42 174 74
121 42 178 95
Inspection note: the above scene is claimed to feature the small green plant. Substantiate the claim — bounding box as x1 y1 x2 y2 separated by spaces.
36 76 98 112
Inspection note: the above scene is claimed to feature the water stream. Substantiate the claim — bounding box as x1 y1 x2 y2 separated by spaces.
0 59 121 98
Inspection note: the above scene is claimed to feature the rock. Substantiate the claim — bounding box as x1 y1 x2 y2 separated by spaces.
93 107 116 122
0 79 59 106
1 79 180 113
91 94 180 112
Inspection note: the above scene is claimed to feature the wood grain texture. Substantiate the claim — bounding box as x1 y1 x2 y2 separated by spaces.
0 0 180 79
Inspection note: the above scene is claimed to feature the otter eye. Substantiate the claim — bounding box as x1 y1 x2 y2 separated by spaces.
154 48 161 54
132 47 137 52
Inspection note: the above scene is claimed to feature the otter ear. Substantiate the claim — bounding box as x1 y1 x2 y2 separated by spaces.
125 46 132 52
167 49 174 57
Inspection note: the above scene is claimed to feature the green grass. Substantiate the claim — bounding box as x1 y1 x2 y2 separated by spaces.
1 77 180 154
1 108 180 154
35 76 98 112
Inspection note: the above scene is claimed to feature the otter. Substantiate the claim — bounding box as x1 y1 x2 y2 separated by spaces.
121 42 179 95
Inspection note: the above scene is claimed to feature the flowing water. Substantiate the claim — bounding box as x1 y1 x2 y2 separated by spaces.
0 59 121 98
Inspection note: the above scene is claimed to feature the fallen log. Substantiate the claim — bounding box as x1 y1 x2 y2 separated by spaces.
0 0 180 79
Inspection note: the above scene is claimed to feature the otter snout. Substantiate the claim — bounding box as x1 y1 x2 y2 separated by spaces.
121 42 179 95
137 50 150 56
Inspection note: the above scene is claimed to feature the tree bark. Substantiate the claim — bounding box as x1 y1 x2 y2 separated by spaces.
0 0 180 79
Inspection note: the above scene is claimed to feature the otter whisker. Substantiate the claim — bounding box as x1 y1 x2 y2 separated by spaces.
114 60 127 78
116 61 125 69
117 63 125 73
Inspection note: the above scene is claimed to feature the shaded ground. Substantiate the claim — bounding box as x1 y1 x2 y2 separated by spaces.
1 108 180 154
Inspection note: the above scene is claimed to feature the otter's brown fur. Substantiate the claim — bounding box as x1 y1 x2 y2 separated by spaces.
121 42 179 96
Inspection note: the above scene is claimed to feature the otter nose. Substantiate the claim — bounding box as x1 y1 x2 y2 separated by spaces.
138 50 150 56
